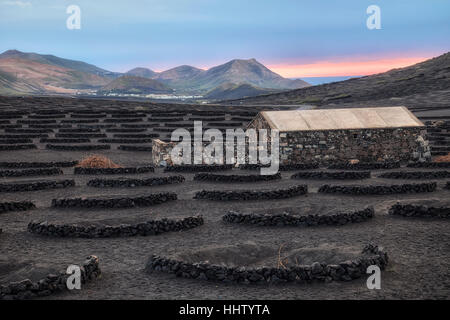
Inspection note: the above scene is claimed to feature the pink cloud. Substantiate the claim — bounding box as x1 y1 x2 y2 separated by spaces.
268 55 434 78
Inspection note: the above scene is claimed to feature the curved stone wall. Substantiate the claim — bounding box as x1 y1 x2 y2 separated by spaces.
51 192 177 209
40 138 91 143
0 138 33 144
239 163 319 171
107 128 147 133
291 171 370 180
0 168 63 178
0 144 37 151
407 162 450 169
1 134 48 138
0 201 36 214
74 166 154 175
6 128 53 134
379 171 450 179
223 207 374 226
28 216 203 238
113 133 159 138
55 133 106 138
98 138 153 144
194 184 308 201
145 244 388 284
46 144 111 151
389 203 450 218
194 172 281 183
0 161 77 168
59 128 101 133
87 175 185 188
164 164 233 172
0 256 101 300
328 162 401 170
318 182 437 195
0 180 75 193
118 145 153 152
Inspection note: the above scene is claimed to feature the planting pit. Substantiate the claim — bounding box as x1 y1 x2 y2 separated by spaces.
147 242 388 283
175 242 363 268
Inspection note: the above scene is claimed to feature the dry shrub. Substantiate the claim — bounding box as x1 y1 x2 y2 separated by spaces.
277 244 289 269
433 153 450 163
76 154 122 168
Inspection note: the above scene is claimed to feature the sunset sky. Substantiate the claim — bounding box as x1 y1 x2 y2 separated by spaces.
1 0 449 78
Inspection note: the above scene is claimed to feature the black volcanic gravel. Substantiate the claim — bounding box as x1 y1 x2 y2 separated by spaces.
0 96 449 300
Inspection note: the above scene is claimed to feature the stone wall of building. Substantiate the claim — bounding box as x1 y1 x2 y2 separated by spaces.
152 138 230 166
152 139 177 166
248 115 429 164
277 127 428 164
152 114 430 166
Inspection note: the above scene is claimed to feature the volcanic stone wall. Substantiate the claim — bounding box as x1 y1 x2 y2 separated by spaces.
0 168 63 178
318 182 437 195
46 144 110 151
74 166 154 175
87 176 185 187
389 203 450 218
194 172 281 183
223 207 374 227
0 180 75 192
291 171 370 180
0 256 101 300
146 244 388 284
0 201 35 214
379 171 450 179
28 216 204 238
407 162 450 168
0 161 77 168
328 162 400 170
51 193 177 209
164 164 233 172
239 163 319 171
194 184 308 201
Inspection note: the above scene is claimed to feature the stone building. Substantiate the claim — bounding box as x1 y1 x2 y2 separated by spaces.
247 106 430 164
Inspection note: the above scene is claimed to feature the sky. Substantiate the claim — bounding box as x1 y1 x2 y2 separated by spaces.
0 0 449 77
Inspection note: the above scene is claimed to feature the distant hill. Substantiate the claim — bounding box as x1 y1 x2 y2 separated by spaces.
0 50 119 78
0 56 110 95
126 67 157 79
98 75 173 94
188 58 310 91
205 82 281 100
154 65 205 89
222 52 450 106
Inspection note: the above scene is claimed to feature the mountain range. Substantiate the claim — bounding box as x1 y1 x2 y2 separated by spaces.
222 52 450 107
126 59 309 92
0 50 310 98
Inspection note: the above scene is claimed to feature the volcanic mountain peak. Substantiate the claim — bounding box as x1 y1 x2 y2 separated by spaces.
126 67 158 79
156 65 205 80
193 58 310 90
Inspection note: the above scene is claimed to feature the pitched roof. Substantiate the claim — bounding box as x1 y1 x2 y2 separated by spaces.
258 106 424 132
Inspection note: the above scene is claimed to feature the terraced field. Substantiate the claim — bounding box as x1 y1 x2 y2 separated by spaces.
0 96 449 300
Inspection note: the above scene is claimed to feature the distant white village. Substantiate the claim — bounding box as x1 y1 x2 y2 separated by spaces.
78 91 204 101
